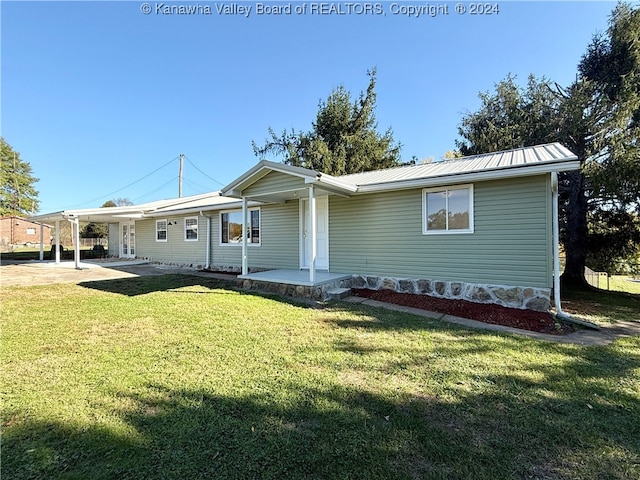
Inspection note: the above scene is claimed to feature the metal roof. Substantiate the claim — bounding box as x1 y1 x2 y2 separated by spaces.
28 192 232 224
339 143 579 190
30 143 580 223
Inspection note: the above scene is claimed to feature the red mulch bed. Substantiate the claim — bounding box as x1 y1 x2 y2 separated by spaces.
352 288 574 335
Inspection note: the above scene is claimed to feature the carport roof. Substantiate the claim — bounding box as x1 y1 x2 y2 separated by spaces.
28 192 238 224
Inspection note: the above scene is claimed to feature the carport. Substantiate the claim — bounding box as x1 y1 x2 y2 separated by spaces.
29 205 149 269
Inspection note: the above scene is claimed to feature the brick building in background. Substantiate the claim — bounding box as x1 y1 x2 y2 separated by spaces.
0 216 52 250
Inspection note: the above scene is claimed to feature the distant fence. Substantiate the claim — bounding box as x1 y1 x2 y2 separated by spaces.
79 238 108 248
584 266 609 290
559 256 610 290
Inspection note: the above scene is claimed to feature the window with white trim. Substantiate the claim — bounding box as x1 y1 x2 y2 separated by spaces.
184 217 198 241
26 227 36 235
220 208 260 245
156 219 168 242
423 185 474 234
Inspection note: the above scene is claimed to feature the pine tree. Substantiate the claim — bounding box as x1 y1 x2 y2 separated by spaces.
0 138 40 216
253 69 401 175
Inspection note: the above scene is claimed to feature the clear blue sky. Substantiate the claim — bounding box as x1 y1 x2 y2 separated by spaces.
2 1 616 213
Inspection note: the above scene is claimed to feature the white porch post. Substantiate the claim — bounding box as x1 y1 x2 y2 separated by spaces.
39 223 44 260
309 185 316 283
55 220 60 264
551 172 563 315
71 217 80 269
242 197 248 275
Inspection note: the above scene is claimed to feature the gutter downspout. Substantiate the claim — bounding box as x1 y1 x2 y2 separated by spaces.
200 211 211 270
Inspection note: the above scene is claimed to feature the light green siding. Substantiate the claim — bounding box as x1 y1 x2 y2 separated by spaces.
135 215 207 265
108 223 119 257
329 175 552 288
242 171 306 197
210 202 299 270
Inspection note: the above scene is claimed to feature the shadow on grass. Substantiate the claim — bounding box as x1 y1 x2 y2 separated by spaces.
562 285 640 323
5 344 640 479
78 274 237 297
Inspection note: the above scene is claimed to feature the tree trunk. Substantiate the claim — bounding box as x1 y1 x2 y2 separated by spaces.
560 170 590 288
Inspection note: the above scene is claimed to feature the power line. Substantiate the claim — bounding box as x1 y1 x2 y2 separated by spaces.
182 177 214 193
184 155 225 186
132 177 179 203
64 156 179 208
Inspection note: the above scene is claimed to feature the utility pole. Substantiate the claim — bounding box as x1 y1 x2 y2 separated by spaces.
179 153 184 198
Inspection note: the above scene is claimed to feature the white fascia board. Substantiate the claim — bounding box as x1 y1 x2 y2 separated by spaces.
355 160 582 194
314 174 358 193
144 200 263 217
222 160 321 196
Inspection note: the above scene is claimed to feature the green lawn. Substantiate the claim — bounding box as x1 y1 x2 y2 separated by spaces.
2 275 639 479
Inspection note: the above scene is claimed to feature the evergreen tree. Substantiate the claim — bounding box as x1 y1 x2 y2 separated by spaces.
455 2 640 285
0 138 40 216
253 69 401 175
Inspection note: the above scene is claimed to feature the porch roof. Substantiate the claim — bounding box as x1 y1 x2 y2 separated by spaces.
221 160 357 202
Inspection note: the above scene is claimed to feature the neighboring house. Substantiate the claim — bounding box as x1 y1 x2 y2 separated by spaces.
30 143 580 311
0 216 51 249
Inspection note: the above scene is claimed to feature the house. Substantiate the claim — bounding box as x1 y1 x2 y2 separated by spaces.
30 143 580 311
0 216 51 250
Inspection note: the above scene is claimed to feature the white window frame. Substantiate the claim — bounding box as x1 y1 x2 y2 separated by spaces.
422 184 474 235
184 216 198 242
156 219 168 242
219 208 261 246
26 227 36 235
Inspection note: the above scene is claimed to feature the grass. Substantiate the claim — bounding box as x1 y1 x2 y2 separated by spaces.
609 275 640 295
563 281 640 324
2 274 639 479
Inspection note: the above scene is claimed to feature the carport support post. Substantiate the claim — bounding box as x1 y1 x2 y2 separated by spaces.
309 185 316 283
241 197 248 275
55 220 60 264
71 217 80 269
39 223 44 261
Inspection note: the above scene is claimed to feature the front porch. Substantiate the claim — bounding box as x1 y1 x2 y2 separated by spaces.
238 269 353 301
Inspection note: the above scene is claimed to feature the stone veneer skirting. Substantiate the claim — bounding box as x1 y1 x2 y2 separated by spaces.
350 275 551 311
143 259 551 311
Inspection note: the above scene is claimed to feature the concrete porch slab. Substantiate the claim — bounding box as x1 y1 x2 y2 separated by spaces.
238 269 351 287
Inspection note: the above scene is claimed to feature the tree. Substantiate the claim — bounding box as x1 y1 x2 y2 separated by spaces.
580 2 640 214
253 68 401 175
456 3 640 287
110 198 134 207
0 138 40 216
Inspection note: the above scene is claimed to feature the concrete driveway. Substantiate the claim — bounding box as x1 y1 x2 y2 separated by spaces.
0 259 234 287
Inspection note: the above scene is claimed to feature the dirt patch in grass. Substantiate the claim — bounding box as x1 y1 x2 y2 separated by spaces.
352 288 574 335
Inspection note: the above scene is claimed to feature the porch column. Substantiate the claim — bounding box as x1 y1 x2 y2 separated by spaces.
55 220 60 264
242 197 248 275
309 185 316 283
70 217 80 269
39 223 44 260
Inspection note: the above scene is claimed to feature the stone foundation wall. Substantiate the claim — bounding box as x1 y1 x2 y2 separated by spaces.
351 275 551 311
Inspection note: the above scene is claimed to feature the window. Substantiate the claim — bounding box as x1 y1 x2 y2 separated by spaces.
156 219 168 242
184 217 198 241
26 227 36 235
423 185 474 234
220 208 260 245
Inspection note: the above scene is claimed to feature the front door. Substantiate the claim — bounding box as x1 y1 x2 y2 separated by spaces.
301 196 329 270
120 221 135 258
